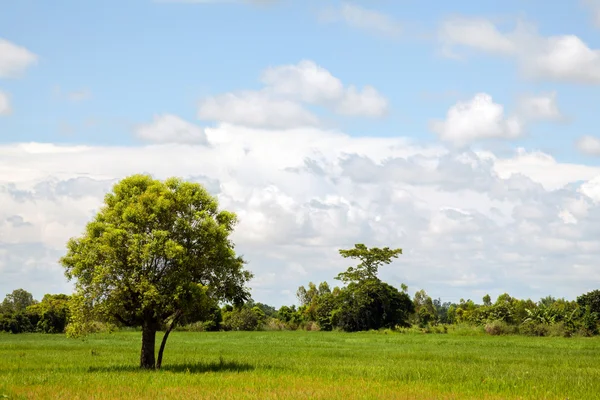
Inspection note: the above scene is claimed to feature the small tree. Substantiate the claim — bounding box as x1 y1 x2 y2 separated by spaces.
60 175 252 369
335 244 402 284
332 244 412 331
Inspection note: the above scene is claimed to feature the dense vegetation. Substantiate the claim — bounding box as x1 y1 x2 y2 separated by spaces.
2 331 599 399
2 285 599 338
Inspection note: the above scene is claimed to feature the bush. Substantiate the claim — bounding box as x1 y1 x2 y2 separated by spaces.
222 308 261 331
263 318 287 331
484 320 518 336
65 321 117 337
547 322 573 338
304 321 320 331
446 324 485 336
520 321 550 337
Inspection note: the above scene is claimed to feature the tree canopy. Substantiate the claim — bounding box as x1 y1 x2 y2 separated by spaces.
60 174 252 369
335 244 402 283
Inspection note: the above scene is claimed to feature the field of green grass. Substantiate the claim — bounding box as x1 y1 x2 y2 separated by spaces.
1 331 599 399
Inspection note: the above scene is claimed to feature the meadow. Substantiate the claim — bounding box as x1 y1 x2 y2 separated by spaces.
1 330 599 400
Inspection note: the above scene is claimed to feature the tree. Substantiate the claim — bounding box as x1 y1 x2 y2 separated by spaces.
60 175 252 369
27 294 71 333
1 289 36 314
332 280 414 331
335 244 402 284
577 290 600 316
330 244 412 331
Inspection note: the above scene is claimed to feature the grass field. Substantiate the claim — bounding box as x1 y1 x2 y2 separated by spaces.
1 331 599 400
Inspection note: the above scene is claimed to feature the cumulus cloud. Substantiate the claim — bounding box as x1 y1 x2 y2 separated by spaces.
319 3 402 38
134 114 209 145
199 91 319 129
438 17 600 84
576 135 600 156
430 93 522 147
0 91 10 115
198 60 388 129
2 126 600 305
0 39 37 78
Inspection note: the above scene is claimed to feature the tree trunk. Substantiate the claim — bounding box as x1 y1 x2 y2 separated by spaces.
156 327 172 370
140 322 157 369
156 311 182 369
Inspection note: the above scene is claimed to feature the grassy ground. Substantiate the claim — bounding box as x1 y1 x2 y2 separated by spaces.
1 330 599 399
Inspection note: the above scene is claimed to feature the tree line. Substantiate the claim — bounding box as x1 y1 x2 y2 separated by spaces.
1 175 599 370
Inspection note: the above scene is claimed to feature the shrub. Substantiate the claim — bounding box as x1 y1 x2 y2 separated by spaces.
484 320 517 336
520 321 550 337
547 322 573 338
304 321 320 331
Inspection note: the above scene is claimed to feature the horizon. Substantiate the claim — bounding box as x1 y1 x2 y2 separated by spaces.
1 0 600 307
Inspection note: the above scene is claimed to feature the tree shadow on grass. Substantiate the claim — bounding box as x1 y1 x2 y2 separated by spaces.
88 358 255 374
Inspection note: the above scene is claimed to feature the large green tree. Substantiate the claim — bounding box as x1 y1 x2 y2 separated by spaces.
60 175 252 369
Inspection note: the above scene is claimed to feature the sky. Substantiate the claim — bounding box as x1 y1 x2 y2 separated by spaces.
2 0 600 307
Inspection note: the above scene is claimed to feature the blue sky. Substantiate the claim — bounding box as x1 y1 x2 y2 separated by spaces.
2 0 600 305
2 0 599 157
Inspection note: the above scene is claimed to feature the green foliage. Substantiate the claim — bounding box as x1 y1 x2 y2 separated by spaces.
59 174 252 368
0 289 36 314
27 294 71 333
484 320 518 336
0 311 35 333
413 289 436 327
332 279 414 332
222 307 262 331
335 244 402 284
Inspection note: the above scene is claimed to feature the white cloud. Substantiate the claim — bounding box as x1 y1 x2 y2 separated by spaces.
439 17 517 56
0 39 37 78
438 17 600 84
198 91 320 129
576 135 600 156
319 3 402 38
430 93 522 147
135 114 209 145
517 92 562 121
3 125 600 305
0 91 10 115
198 60 388 129
261 60 388 117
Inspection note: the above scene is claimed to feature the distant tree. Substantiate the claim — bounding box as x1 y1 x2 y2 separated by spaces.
413 289 436 327
329 244 413 331
1 289 37 314
297 282 318 307
335 244 402 284
577 290 600 316
332 280 414 332
317 282 331 296
60 175 252 369
483 294 492 307
27 294 71 333
252 302 277 318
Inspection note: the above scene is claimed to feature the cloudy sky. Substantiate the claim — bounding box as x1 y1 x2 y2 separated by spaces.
2 0 600 306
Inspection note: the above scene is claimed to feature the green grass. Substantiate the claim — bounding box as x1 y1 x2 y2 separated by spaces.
1 331 599 399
